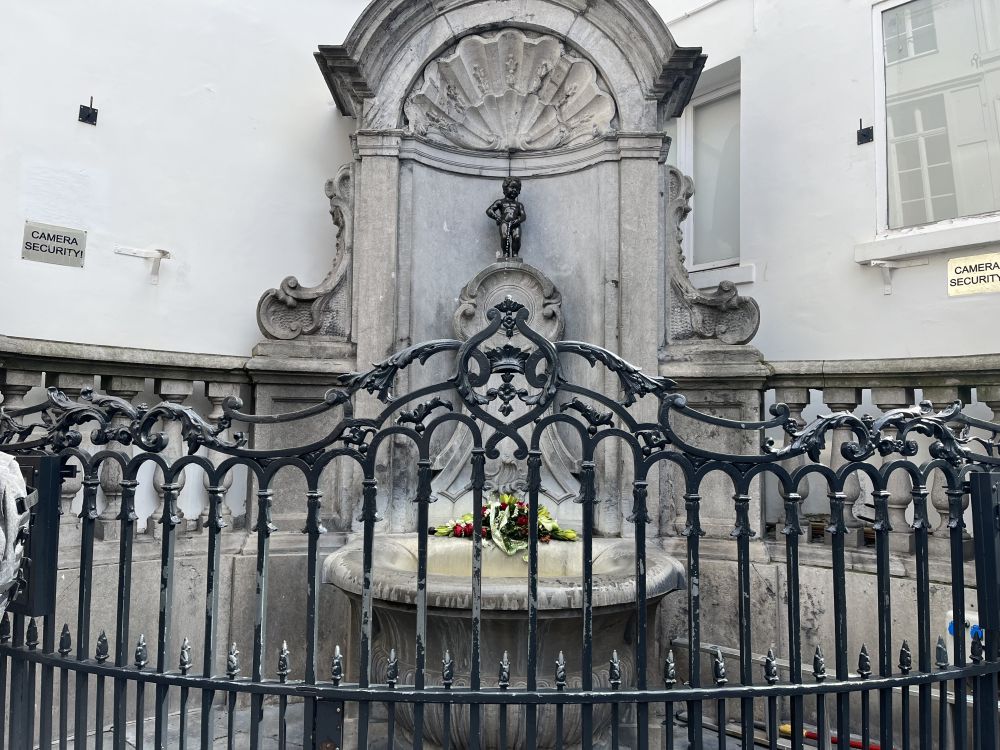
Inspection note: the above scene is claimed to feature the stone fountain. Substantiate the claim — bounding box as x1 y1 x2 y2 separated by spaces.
244 1 766 744
325 536 684 748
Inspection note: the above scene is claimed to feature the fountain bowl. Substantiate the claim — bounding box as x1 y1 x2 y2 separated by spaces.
324 535 685 749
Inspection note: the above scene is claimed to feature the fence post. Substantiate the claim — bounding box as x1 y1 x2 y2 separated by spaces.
970 470 1000 750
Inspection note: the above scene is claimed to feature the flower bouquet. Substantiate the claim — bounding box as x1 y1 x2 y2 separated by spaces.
429 492 577 556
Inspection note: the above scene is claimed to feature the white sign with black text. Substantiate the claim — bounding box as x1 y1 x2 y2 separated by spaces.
21 220 87 268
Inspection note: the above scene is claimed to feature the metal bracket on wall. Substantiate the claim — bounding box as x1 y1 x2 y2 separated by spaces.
869 258 929 295
857 119 874 145
78 97 98 126
114 246 172 284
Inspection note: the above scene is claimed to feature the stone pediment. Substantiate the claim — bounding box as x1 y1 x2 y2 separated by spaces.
403 29 617 152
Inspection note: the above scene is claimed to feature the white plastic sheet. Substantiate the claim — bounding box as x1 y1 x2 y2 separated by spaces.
0 452 30 613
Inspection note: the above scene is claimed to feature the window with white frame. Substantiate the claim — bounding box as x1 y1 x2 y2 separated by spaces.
878 0 1000 230
668 59 741 269
883 0 937 63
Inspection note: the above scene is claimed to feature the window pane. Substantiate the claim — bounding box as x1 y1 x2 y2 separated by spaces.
902 200 927 226
692 91 740 266
911 25 937 54
899 169 925 202
883 0 1000 228
932 194 958 220
928 163 956 196
888 102 916 137
918 97 947 131
923 133 949 165
895 139 921 170
909 0 934 28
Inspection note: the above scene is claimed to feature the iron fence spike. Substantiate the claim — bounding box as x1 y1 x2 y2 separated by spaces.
26 618 38 650
0 613 10 644
331 644 344 686
971 630 985 664
226 642 240 679
899 641 912 674
858 643 872 679
96 630 109 663
764 647 779 685
59 623 72 656
179 637 192 674
499 651 510 690
387 648 399 689
442 648 454 688
936 636 949 669
713 647 727 686
813 645 826 681
135 635 148 670
277 641 290 683
664 649 676 688
555 651 567 690
609 650 622 690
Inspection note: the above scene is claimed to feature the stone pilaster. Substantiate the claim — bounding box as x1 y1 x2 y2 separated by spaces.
659 347 770 540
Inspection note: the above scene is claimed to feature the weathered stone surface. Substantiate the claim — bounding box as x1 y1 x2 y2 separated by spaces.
317 0 705 130
404 29 617 152
256 164 355 342
662 165 761 348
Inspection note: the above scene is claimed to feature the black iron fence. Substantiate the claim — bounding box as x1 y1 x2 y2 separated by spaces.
1 297 999 749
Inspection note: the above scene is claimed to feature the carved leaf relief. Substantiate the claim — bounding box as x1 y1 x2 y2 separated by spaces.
256 163 354 341
404 29 617 152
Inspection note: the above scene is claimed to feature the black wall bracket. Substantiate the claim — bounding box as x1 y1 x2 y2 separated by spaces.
857 119 874 145
79 97 98 126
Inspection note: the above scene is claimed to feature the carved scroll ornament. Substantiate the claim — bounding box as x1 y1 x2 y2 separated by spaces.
664 165 760 346
404 29 617 152
256 164 354 341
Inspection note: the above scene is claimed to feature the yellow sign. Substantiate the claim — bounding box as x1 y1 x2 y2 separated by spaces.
948 251 1000 297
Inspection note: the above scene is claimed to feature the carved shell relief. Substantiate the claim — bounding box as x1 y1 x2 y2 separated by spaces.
404 29 618 152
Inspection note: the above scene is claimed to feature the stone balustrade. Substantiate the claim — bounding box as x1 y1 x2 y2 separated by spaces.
0 334 251 540
764 353 1000 558
4 332 999 566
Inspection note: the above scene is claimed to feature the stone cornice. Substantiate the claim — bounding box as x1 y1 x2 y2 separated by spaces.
315 0 706 128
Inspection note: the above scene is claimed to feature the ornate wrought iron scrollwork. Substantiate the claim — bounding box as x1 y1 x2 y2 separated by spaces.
1 299 997 471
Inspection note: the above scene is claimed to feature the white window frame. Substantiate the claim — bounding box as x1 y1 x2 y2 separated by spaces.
862 0 1000 264
882 0 938 65
674 79 742 273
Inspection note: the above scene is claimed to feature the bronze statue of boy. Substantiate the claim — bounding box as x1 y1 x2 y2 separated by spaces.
486 177 526 260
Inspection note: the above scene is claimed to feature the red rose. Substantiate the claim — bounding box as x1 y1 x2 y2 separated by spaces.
465 522 474 535
454 523 464 537
516 515 529 526
517 501 526 508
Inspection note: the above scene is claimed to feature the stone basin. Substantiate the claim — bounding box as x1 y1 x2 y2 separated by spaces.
324 535 685 749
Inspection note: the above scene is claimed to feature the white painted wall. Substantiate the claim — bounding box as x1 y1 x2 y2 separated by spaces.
655 0 1000 361
0 0 366 356
2 0 997 362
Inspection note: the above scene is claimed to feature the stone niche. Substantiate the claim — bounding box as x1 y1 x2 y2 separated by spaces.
250 0 763 538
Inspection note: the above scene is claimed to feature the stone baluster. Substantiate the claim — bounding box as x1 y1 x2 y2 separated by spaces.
0 370 40 413
774 387 810 533
822 388 865 546
981 385 1000 426
922 385 972 555
148 379 193 538
48 373 95 542
871 388 916 553
97 376 144 541
200 383 241 531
